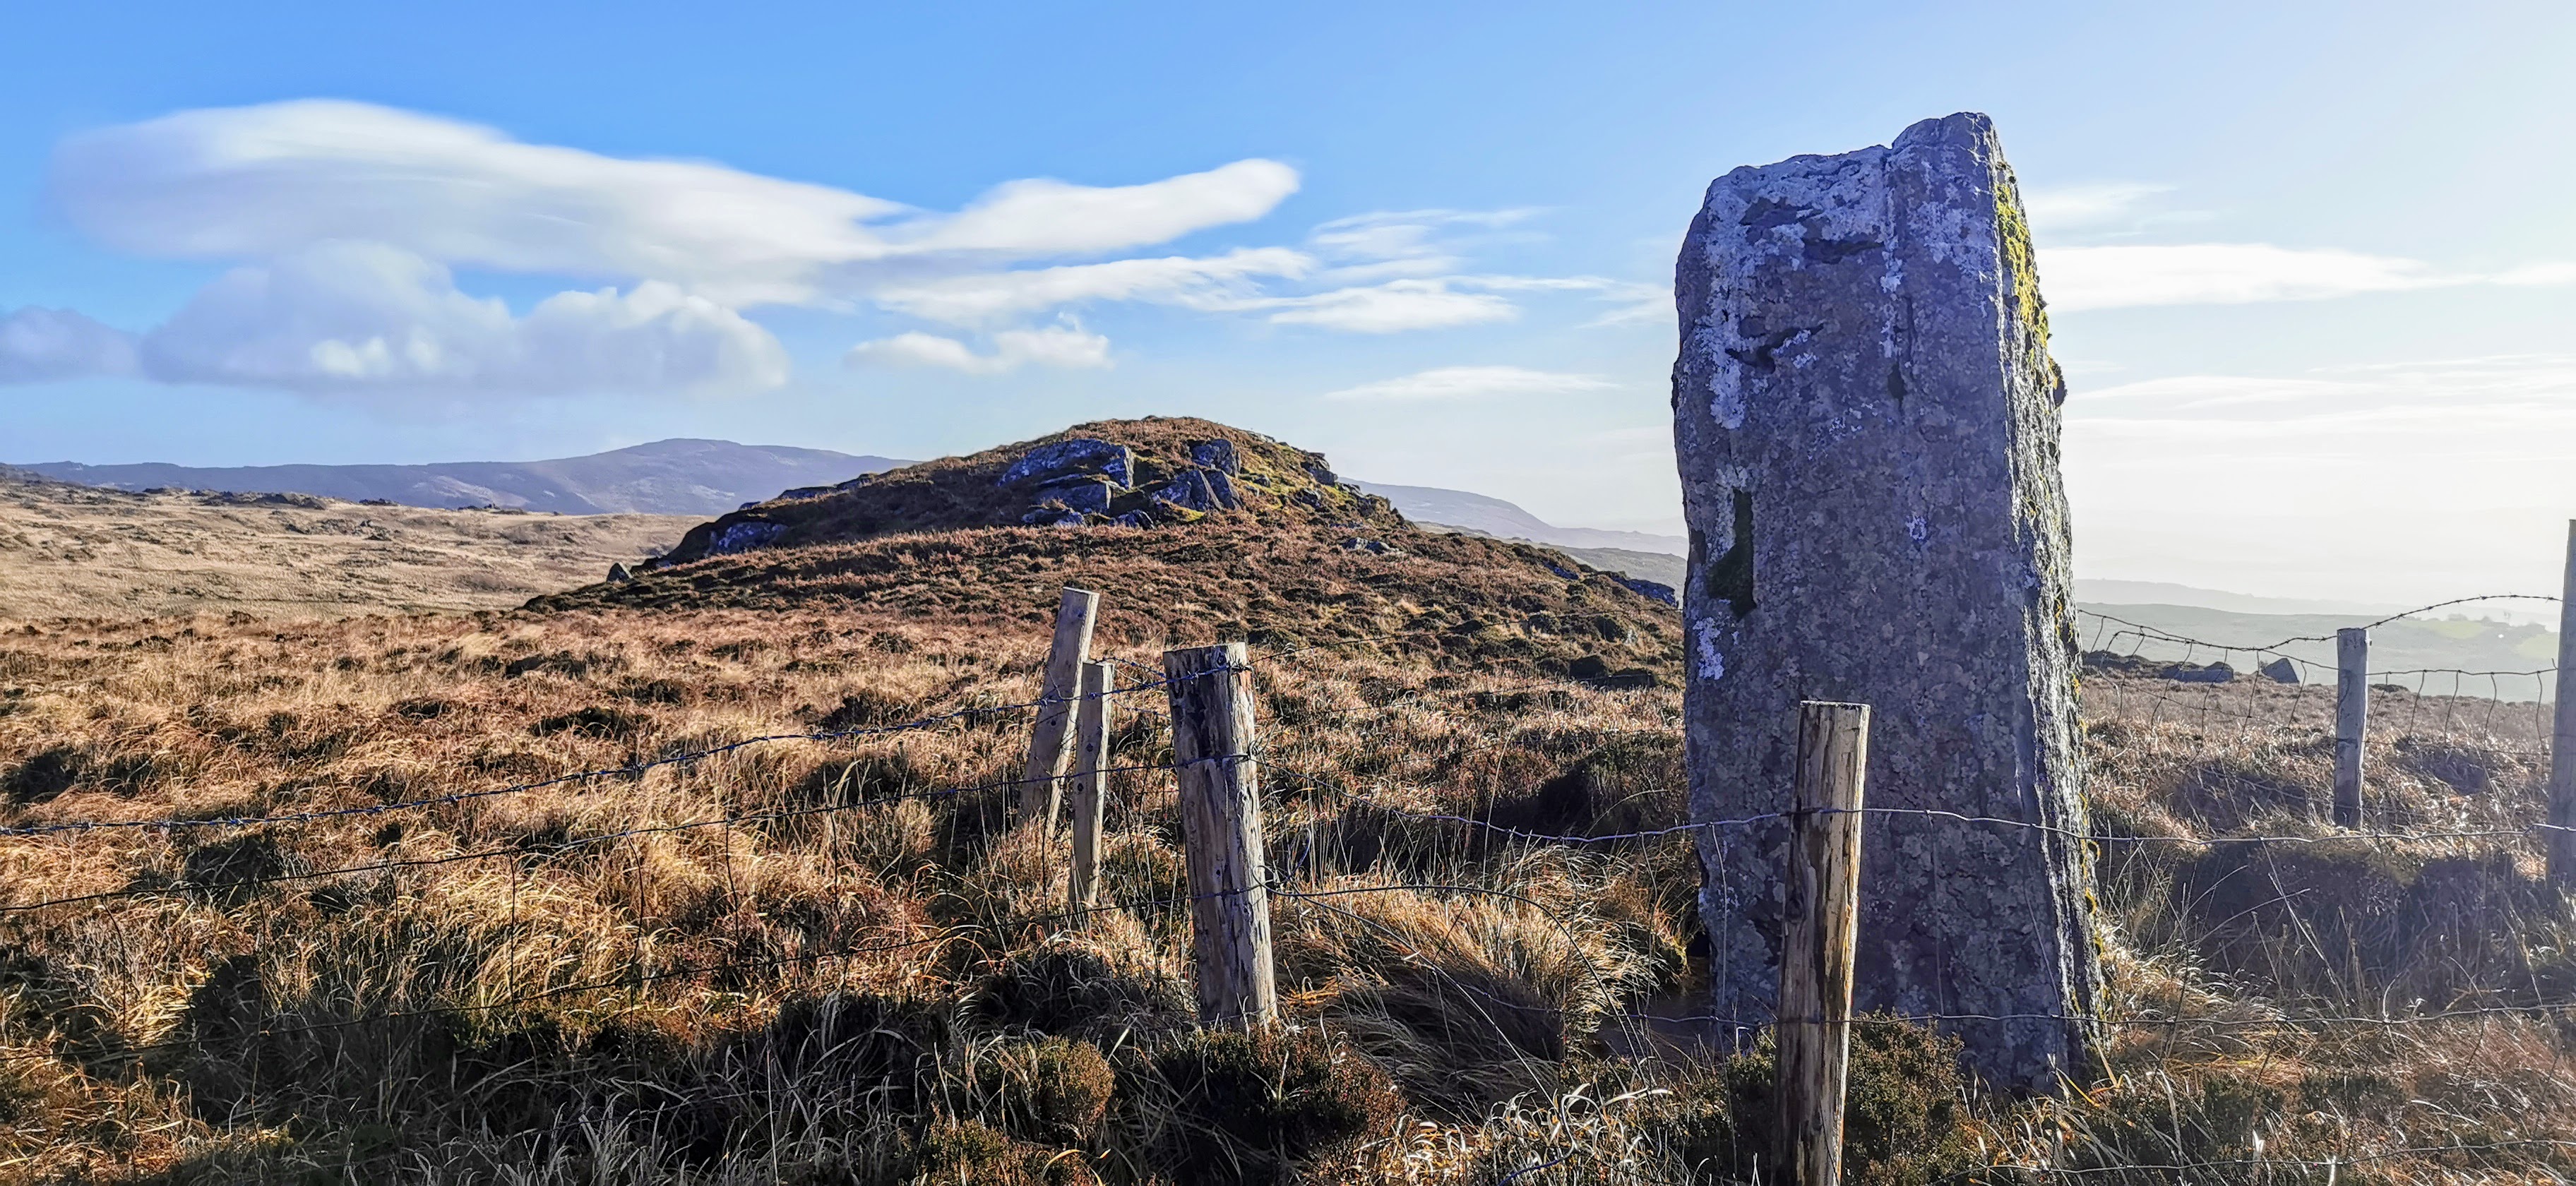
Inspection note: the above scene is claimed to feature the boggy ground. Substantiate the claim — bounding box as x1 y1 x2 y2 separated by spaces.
1 599 2575 1182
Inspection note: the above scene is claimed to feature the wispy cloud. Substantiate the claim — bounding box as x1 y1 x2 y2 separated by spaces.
4 102 1664 395
845 324 1110 374
1325 365 1612 401
2039 244 2463 311
2022 182 2176 231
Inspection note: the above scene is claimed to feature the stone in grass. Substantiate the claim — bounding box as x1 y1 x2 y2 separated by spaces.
1671 112 2101 1091
998 438 1133 488
2260 657 2300 684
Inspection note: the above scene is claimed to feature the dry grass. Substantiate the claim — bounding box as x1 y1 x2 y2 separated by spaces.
0 477 690 618
0 601 1695 1182
1 581 2572 1180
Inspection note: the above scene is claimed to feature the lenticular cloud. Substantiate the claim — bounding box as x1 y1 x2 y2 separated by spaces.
10 99 1307 395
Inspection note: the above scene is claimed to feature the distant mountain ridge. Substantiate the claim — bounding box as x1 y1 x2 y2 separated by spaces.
20 441 1689 553
1349 481 1687 556
21 440 907 517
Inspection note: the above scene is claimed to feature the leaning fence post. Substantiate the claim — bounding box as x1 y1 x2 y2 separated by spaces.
1067 660 1114 911
1774 701 1870 1186
2550 521 2576 889
1164 642 1277 1028
2334 627 2368 828
1020 587 1100 827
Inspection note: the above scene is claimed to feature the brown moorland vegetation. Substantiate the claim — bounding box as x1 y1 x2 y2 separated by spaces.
0 474 690 619
1 420 2572 1182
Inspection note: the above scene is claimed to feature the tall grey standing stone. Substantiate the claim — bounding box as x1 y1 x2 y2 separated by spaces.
1671 112 2104 1091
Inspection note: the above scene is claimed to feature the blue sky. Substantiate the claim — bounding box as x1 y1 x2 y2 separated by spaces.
4 1 2572 601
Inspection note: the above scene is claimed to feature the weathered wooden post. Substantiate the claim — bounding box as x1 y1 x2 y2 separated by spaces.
1164 642 1276 1027
2552 522 2576 889
1673 112 2103 1090
1775 702 1870 1186
1066 660 1114 911
1020 587 1100 827
2334 627 2368 828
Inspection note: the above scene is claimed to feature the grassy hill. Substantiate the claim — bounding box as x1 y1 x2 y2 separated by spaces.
546 417 1683 681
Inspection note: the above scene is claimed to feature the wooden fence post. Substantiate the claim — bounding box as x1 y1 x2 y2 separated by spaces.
1020 587 1100 827
1067 660 1114 911
2334 627 2368 828
1164 642 1276 1028
2550 522 2576 889
1775 700 1870 1186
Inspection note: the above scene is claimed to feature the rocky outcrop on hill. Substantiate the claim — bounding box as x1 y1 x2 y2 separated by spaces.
650 417 1399 568
540 417 1678 678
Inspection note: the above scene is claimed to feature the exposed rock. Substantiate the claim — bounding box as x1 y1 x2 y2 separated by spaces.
605 563 634 584
1672 113 2100 1091
1152 469 1238 513
1614 575 1678 606
1301 457 1338 486
2260 657 2300 684
1109 510 1153 529
708 520 785 555
998 438 1133 488
1020 506 1087 527
1205 469 1240 509
2163 661 2235 683
1036 477 1116 515
1339 537 1404 556
1191 439 1242 474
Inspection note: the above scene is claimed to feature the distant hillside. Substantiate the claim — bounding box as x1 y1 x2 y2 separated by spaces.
20 439 905 516
1351 481 1686 555
2073 580 2407 618
2077 601 2560 700
0 470 693 619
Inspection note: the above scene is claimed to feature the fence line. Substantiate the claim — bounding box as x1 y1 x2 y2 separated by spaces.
13 589 2576 1180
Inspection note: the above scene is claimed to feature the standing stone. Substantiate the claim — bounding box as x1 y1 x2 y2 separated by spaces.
1671 113 2102 1091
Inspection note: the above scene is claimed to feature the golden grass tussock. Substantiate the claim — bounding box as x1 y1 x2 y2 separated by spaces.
0 594 2573 1181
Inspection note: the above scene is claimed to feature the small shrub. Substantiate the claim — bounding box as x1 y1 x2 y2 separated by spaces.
915 1120 1098 1185
977 1037 1116 1144
1125 1026 1402 1185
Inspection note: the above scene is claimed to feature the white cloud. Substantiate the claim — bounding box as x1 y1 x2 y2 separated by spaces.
845 324 1110 375
51 100 1301 309
1309 208 1536 262
0 306 138 383
1263 280 1517 333
135 241 787 396
2498 262 2576 287
2021 182 2174 231
2038 244 2455 311
902 160 1299 256
1325 365 1613 401
873 248 1311 325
